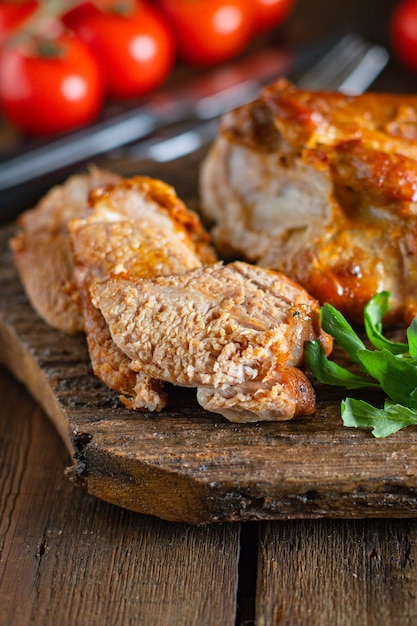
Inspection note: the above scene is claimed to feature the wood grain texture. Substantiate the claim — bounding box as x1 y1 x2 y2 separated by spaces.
1 154 417 524
2 364 416 625
256 519 417 625
0 367 240 626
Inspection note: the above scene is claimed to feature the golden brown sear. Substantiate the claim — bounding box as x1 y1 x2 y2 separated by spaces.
9 166 333 423
69 175 217 411
200 78 417 325
91 261 332 422
9 167 122 333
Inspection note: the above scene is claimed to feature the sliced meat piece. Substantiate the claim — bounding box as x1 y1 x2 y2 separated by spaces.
90 261 332 423
10 167 121 333
69 175 217 411
200 78 417 325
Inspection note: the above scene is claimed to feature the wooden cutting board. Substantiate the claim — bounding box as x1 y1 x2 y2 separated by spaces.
1 155 417 524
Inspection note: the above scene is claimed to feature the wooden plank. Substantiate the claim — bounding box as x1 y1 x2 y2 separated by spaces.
256 519 417 625
2 213 417 524
2 148 417 524
0 367 240 626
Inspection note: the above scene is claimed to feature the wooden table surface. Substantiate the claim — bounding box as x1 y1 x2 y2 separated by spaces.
2 1 417 624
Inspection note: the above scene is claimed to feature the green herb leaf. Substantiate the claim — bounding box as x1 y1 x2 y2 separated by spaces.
356 348 417 409
306 292 417 438
342 397 417 438
407 317 417 361
363 291 408 354
304 340 379 389
320 303 366 363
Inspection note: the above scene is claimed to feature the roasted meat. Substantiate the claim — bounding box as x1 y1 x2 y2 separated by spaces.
10 164 331 422
200 78 417 325
10 167 121 333
69 175 217 411
90 261 332 422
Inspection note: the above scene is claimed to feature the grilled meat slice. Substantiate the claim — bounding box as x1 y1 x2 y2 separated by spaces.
10 167 121 333
69 175 217 411
90 261 332 423
200 78 417 325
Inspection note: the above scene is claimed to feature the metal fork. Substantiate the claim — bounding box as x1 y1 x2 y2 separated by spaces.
123 33 388 163
297 32 388 94
0 33 388 219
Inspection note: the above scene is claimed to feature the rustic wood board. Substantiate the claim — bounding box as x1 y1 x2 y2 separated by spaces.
0 367 241 626
256 518 417 625
1 155 417 524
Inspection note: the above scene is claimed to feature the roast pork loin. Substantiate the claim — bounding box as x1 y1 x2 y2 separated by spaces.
200 78 417 325
90 261 332 422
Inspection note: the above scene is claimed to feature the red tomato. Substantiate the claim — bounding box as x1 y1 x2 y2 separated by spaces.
63 2 176 100
61 1 96 28
390 0 417 74
157 0 255 66
0 0 38 45
0 30 104 135
252 0 295 34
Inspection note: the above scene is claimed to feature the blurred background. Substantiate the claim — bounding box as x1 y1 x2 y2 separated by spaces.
0 0 415 213
281 0 409 91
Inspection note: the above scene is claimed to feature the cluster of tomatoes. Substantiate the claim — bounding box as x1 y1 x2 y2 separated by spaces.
0 0 295 136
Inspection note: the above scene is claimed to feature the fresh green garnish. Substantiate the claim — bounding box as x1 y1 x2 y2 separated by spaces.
304 292 417 437
342 398 417 438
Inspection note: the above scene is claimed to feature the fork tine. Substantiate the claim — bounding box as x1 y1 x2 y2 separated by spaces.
297 34 364 88
337 45 389 94
296 33 388 92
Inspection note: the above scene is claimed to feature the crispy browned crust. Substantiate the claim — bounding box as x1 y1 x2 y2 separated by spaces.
90 262 332 423
200 78 417 325
89 176 217 265
69 175 217 411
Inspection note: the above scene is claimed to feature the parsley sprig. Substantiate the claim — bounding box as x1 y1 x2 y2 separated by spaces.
304 292 417 437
